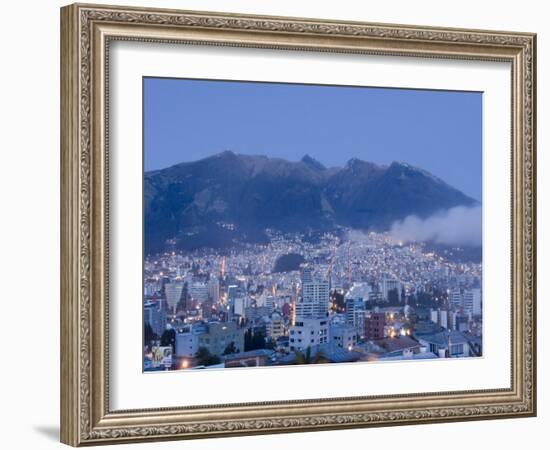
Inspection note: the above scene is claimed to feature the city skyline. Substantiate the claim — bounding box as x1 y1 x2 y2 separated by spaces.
143 77 483 372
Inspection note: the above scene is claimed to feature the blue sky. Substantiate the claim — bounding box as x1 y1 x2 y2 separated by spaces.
144 77 482 201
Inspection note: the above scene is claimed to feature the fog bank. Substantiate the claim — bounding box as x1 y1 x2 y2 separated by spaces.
389 206 482 246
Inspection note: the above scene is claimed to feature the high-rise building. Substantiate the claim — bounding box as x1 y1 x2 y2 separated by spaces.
449 288 482 316
289 268 330 353
345 297 366 335
234 297 248 317
207 277 220 303
463 288 482 316
430 308 449 330
144 301 166 337
450 288 463 309
165 282 184 315
295 269 329 320
380 278 401 302
190 282 208 302
227 285 240 301
301 267 314 283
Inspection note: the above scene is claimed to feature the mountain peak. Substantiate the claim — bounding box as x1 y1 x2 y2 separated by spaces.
345 157 380 171
215 149 237 159
346 157 361 167
144 153 475 253
388 161 445 185
389 161 423 171
301 154 326 171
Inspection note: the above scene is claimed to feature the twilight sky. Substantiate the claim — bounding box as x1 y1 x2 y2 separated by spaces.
144 77 482 201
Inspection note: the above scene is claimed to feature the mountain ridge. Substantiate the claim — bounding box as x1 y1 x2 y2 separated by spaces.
144 151 477 253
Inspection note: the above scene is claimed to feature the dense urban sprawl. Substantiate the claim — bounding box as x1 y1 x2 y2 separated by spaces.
144 229 482 371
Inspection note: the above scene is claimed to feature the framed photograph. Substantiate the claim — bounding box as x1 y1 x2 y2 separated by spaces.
60 3 537 446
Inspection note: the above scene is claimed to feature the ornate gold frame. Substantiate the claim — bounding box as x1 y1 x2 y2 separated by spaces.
60 3 536 446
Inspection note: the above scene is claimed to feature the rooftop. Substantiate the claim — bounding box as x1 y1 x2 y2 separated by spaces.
223 349 276 361
420 330 471 347
373 336 421 353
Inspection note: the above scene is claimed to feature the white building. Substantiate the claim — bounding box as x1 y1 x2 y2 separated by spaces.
175 327 201 358
233 296 250 317
207 277 220 303
329 323 357 350
266 312 285 341
144 302 166 337
463 288 482 316
345 297 366 336
190 282 208 302
289 268 330 353
418 331 471 358
164 282 184 314
289 318 329 353
449 288 482 317
295 278 329 320
430 308 448 330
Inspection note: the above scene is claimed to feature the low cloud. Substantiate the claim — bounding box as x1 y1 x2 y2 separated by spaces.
390 206 482 247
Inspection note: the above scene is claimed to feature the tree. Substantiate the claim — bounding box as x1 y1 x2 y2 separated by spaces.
195 347 221 366
244 328 253 351
294 346 321 365
160 328 176 348
144 322 155 346
222 341 238 355
245 329 267 351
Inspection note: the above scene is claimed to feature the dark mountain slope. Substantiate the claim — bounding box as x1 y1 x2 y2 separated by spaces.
144 151 476 253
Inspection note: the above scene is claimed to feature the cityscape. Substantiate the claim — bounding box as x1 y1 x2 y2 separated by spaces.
142 78 482 372
144 227 482 371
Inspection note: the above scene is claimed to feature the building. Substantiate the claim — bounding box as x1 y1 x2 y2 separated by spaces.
372 336 422 357
463 288 482 316
190 282 208 302
197 322 245 357
365 312 386 340
289 268 330 353
450 288 463 309
380 278 401 302
266 312 285 341
430 308 449 330
315 343 363 364
449 288 482 316
227 284 240 301
164 281 184 315
175 324 206 358
455 314 470 332
330 323 357 350
223 349 275 368
295 277 330 319
144 301 166 337
207 277 220 303
418 330 472 358
289 318 329 353
233 296 248 317
244 305 271 322
345 297 366 331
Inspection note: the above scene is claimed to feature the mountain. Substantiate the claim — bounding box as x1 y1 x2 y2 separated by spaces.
144 151 476 253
